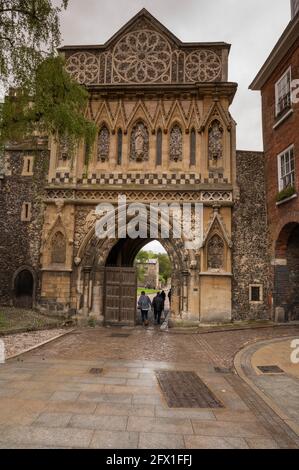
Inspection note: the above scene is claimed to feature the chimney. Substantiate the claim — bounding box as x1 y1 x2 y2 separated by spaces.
291 0 299 18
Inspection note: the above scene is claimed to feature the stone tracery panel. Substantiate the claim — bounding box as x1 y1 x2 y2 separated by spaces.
65 31 224 85
66 52 99 84
185 50 222 82
51 231 66 264
97 126 110 162
207 234 224 270
170 125 183 162
112 30 172 84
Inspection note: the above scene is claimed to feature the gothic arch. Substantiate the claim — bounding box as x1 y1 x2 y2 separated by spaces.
51 231 67 265
97 123 110 162
169 122 183 162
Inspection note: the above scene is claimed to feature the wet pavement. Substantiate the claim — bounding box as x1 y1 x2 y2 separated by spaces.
0 325 298 449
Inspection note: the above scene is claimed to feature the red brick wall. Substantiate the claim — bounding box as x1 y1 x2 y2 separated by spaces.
261 37 299 255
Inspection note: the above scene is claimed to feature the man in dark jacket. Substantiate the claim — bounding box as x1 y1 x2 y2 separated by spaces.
152 293 164 325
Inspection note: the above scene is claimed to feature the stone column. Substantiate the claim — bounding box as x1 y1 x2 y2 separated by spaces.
91 267 105 323
82 267 91 316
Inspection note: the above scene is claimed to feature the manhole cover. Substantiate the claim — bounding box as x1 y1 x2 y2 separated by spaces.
214 367 231 374
155 370 224 409
89 368 103 375
257 365 284 374
110 333 130 338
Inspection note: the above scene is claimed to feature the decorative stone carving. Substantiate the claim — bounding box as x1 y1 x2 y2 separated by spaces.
97 126 110 162
66 52 99 84
59 135 71 162
185 50 222 82
51 231 66 264
207 234 224 270
208 120 223 164
170 125 183 162
130 122 149 162
112 30 171 84
46 189 233 203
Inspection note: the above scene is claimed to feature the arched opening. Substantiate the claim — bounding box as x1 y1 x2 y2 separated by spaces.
104 239 173 325
14 269 34 309
135 241 172 325
274 222 299 321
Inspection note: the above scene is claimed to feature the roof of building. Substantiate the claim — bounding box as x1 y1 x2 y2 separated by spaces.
250 11 299 90
59 8 231 52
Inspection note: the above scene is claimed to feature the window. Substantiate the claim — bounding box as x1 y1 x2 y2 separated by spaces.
21 203 32 222
275 68 291 117
249 285 263 303
278 146 295 191
117 129 123 166
170 124 183 162
22 156 34 176
97 125 110 162
190 128 196 166
156 129 162 166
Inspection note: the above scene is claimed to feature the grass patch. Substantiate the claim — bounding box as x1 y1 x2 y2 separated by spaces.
0 307 63 334
137 288 160 295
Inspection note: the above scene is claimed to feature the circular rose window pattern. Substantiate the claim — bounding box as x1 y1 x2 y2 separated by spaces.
66 52 99 84
185 50 222 82
113 30 172 84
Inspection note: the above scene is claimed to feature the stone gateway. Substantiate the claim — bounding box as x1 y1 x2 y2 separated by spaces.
0 10 269 325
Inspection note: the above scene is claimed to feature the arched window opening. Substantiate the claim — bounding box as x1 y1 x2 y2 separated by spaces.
170 124 183 162
156 129 163 166
117 129 123 166
207 234 224 271
190 128 196 166
208 120 223 166
97 125 110 162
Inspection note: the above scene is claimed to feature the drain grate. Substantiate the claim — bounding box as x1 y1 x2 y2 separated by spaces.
155 370 224 409
89 368 103 375
257 365 284 374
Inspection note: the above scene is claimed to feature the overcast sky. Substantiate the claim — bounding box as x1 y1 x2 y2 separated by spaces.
59 0 291 152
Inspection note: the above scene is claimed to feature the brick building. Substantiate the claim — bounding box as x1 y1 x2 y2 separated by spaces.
250 2 299 321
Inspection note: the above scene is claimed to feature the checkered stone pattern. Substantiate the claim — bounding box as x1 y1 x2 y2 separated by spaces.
203 173 229 184
76 173 202 186
51 173 75 184
52 172 229 186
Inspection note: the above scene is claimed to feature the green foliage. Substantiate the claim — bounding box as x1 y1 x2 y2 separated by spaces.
276 186 296 203
88 317 97 328
0 1 68 88
135 250 172 285
0 1 96 156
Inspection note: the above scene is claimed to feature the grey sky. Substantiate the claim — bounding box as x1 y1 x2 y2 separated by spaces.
58 0 291 151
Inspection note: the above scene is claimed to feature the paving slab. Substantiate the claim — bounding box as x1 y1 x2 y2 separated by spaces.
90 431 139 449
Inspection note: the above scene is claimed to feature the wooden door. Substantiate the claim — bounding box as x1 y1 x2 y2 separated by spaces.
104 267 137 325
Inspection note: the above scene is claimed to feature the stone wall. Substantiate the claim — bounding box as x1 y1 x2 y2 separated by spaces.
232 150 271 320
0 144 49 306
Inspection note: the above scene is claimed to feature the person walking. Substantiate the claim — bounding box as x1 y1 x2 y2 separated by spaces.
138 291 152 326
152 292 164 325
160 290 166 309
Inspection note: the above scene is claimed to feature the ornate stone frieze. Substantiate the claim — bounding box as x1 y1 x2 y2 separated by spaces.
65 30 223 86
46 188 233 204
